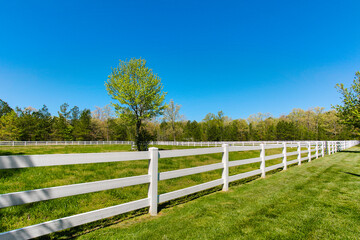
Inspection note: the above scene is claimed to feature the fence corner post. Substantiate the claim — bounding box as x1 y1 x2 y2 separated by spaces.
222 144 229 191
315 142 318 159
148 147 159 216
308 142 311 162
282 142 287 171
297 142 301 165
260 144 265 178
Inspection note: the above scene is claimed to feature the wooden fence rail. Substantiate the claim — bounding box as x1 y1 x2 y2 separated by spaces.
0 140 358 239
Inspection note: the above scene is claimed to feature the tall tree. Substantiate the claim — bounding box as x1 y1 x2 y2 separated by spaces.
0 111 19 140
0 99 13 118
52 104 73 140
15 107 38 141
276 120 295 140
163 99 182 141
73 109 92 140
105 58 166 150
70 106 80 123
33 105 52 140
92 105 114 140
107 118 129 140
333 71 360 134
60 103 71 120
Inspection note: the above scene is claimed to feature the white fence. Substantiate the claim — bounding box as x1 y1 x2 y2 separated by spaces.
0 140 357 147
0 141 133 146
0 140 358 239
149 140 356 147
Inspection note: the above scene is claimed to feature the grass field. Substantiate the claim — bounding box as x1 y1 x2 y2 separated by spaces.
75 146 360 240
0 144 306 238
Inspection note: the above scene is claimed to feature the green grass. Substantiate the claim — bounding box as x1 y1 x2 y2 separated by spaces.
0 144 208 156
0 144 305 237
74 146 360 240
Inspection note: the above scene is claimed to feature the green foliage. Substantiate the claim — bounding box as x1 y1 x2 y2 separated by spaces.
107 118 129 140
105 58 166 150
15 106 52 141
202 111 226 141
163 99 182 141
0 111 19 140
51 116 73 141
0 99 13 118
70 106 80 123
0 99 354 142
184 120 202 141
276 120 295 140
73 109 92 140
333 71 360 134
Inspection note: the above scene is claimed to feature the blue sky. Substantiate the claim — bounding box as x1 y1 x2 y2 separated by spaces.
0 0 359 121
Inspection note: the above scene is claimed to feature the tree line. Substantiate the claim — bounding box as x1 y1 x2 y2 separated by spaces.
1 58 357 145
0 99 354 142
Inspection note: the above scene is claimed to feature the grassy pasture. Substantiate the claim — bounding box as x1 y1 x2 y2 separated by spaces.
0 144 305 237
75 146 360 240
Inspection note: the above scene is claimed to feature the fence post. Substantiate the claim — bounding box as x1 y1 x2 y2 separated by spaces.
315 142 318 159
148 147 159 216
307 142 311 162
222 144 229 191
321 142 325 157
282 142 287 171
297 142 301 165
335 142 338 152
327 141 331 155
260 144 265 178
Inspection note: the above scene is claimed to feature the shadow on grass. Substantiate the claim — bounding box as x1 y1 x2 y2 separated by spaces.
35 162 299 240
342 172 360 177
0 151 26 156
0 168 27 179
339 150 360 153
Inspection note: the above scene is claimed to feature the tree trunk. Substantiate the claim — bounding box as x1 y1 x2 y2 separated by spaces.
172 123 176 142
135 120 142 151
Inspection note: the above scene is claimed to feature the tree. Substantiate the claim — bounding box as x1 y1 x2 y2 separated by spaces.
51 104 73 140
70 106 80 123
0 99 13 118
333 71 360 134
92 105 114 140
60 103 71 120
276 120 295 140
15 106 38 141
105 58 167 150
33 105 52 140
107 118 129 140
73 109 92 140
184 120 202 141
0 111 19 140
163 99 182 141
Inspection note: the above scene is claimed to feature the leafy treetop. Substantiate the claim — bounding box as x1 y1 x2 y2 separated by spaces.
333 71 360 134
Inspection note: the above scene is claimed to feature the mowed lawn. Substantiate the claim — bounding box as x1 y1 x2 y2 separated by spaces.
73 146 360 240
0 144 306 238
